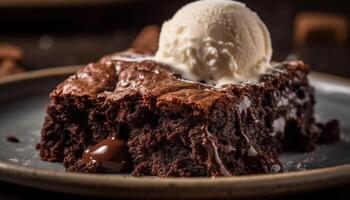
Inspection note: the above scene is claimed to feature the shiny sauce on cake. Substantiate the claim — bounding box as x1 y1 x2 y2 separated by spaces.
82 137 130 172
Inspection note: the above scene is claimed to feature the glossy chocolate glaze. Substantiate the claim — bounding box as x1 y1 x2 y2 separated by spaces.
53 50 308 113
82 137 130 172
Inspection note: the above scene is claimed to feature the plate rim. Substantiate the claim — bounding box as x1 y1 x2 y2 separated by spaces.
0 66 350 199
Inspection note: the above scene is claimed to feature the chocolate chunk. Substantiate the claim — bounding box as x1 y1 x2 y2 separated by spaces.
7 136 20 143
82 137 131 172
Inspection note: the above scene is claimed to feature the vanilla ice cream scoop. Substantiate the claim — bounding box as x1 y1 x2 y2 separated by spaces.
155 0 273 87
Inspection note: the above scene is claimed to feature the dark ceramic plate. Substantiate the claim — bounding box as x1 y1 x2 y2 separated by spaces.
0 66 349 199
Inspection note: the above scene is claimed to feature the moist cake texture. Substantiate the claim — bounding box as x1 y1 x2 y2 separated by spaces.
37 52 339 177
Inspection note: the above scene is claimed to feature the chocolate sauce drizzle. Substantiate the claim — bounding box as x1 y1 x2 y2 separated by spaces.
203 125 232 176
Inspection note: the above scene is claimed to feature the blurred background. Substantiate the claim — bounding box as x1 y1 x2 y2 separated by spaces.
1 0 349 78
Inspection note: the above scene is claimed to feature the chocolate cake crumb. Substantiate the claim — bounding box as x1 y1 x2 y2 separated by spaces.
7 136 20 143
317 119 340 144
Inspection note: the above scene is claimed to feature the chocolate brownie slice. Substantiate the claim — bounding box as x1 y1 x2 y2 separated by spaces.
37 52 339 177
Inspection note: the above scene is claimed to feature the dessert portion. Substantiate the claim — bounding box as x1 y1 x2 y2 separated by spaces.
37 0 339 177
39 57 332 176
